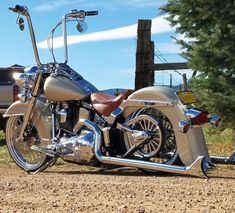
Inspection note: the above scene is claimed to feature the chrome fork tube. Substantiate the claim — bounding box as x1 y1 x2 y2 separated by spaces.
18 72 42 141
51 103 57 141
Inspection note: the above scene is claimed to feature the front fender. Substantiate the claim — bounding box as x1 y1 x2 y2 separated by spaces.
123 86 210 166
3 101 27 117
4 100 52 141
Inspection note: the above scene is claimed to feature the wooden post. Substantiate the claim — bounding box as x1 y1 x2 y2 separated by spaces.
135 20 153 90
135 19 190 90
182 73 188 91
170 74 172 88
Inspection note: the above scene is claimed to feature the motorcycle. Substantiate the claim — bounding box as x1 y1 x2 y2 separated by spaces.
4 5 234 177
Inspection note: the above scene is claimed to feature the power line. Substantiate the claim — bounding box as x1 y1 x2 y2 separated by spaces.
154 45 185 86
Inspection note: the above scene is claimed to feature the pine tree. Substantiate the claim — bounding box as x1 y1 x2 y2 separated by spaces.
161 0 235 130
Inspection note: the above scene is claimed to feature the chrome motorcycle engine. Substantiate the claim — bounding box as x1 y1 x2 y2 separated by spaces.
60 129 99 165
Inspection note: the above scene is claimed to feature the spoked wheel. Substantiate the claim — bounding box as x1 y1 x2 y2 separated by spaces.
124 108 180 174
6 116 53 172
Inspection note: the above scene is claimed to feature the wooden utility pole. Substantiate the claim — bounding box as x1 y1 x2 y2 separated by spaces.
135 19 189 90
135 20 154 90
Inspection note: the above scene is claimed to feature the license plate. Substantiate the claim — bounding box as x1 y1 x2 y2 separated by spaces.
176 91 198 105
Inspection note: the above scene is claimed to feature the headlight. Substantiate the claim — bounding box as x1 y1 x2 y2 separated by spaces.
13 70 37 87
13 73 27 87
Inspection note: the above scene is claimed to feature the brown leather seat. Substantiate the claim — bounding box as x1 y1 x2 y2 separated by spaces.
90 90 133 117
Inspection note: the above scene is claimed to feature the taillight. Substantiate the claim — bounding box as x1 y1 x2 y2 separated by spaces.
178 108 222 134
185 108 209 125
13 84 20 102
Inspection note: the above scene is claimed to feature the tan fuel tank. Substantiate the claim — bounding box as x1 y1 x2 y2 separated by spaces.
44 74 89 101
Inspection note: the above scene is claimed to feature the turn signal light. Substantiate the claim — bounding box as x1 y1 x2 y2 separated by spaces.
179 120 191 133
209 115 222 127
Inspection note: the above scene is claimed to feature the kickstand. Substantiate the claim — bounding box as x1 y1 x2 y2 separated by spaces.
27 157 58 175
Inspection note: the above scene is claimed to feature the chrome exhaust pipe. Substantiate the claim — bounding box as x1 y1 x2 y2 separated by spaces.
210 150 235 165
78 119 208 178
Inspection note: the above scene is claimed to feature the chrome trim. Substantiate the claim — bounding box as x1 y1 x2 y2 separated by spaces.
210 150 235 165
209 115 222 127
78 119 208 178
3 113 25 118
185 108 201 118
121 99 174 108
106 107 123 124
18 73 43 141
179 120 191 133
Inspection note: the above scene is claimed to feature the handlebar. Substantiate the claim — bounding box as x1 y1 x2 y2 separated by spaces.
85 11 98 16
69 10 98 19
9 5 28 15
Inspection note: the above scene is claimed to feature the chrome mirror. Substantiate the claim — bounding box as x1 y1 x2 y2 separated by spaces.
76 20 87 33
17 16 25 31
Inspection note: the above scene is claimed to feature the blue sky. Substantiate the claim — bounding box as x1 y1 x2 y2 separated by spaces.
0 0 189 90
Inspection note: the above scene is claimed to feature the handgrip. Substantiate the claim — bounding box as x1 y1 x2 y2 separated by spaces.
9 7 17 12
85 11 98 16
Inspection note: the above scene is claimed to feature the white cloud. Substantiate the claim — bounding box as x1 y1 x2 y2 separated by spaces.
35 0 167 12
35 0 72 12
157 42 181 54
102 0 167 10
38 15 175 49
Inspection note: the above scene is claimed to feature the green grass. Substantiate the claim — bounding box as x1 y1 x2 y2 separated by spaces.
0 130 4 141
204 127 234 144
0 144 12 163
204 127 235 156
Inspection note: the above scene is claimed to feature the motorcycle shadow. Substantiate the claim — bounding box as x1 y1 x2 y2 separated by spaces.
43 164 235 179
44 165 179 177
207 165 235 179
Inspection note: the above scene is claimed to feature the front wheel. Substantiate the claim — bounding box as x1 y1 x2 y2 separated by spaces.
124 108 181 174
5 116 53 172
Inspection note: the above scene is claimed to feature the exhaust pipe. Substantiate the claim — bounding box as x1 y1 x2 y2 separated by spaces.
77 119 209 178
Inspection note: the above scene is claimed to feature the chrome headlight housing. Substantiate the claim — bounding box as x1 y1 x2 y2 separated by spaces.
13 66 38 87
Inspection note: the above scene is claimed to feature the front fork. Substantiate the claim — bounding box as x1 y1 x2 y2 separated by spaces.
18 72 42 141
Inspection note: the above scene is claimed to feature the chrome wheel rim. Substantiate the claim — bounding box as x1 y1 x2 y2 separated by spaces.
127 115 163 158
6 116 47 170
125 108 177 164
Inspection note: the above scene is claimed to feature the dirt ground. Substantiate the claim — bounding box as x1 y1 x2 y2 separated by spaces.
0 162 235 213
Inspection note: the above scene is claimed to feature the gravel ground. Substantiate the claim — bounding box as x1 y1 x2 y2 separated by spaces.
0 162 235 213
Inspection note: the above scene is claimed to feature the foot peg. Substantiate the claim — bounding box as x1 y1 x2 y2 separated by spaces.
31 145 58 157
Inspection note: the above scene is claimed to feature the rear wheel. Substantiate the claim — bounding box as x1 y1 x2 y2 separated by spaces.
124 108 181 174
6 116 53 172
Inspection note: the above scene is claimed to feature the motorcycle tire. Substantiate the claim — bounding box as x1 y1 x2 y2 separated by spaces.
124 107 181 175
5 116 53 172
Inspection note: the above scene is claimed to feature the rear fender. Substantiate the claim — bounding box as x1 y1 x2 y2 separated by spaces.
122 86 211 166
4 100 52 141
